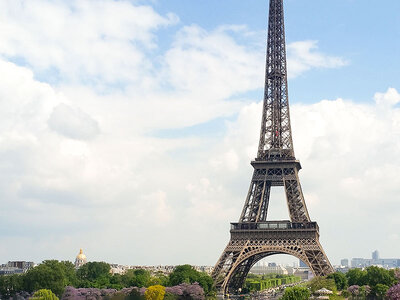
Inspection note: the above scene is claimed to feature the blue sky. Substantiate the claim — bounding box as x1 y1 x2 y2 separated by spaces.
0 0 399 268
153 0 400 103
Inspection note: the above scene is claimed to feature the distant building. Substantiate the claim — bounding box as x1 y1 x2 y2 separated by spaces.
351 250 400 269
292 268 314 281
341 259 349 267
0 261 35 275
75 249 87 269
250 264 288 275
0 267 24 275
299 260 308 268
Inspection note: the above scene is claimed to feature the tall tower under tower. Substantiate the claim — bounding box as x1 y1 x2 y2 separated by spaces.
211 0 333 293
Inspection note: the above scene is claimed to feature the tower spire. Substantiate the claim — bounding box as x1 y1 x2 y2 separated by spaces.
258 0 294 160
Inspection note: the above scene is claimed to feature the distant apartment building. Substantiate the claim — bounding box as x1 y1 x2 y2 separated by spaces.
0 261 35 275
351 250 400 269
250 263 288 275
340 259 349 267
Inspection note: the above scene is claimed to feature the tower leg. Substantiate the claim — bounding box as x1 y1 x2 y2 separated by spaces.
212 232 334 294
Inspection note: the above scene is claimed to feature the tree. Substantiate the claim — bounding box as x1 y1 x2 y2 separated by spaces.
31 289 59 300
347 285 360 297
24 260 70 296
359 285 371 298
76 261 111 288
149 272 169 287
0 274 24 297
168 265 214 296
365 266 396 288
281 286 310 300
374 284 389 299
307 276 336 293
327 272 348 290
131 269 151 288
127 288 145 300
144 285 165 300
346 269 367 286
60 261 78 287
169 265 199 286
387 283 400 300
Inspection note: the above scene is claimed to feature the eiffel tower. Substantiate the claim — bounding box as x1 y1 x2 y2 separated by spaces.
211 0 333 294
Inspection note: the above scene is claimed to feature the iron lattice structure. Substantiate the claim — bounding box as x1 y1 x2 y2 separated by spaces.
212 0 333 294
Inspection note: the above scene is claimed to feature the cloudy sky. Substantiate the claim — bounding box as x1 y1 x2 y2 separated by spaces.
0 0 399 267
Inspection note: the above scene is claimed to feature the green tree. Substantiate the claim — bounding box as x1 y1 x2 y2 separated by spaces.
168 265 214 295
127 289 145 300
327 272 348 290
149 272 169 287
144 285 165 300
169 265 199 286
374 283 389 299
77 261 111 288
60 261 78 287
365 266 396 288
24 260 70 296
0 274 24 297
31 289 59 300
281 286 310 300
131 269 151 288
307 276 336 293
346 268 367 286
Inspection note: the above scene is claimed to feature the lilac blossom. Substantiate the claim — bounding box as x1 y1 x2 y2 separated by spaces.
387 284 400 300
348 285 360 296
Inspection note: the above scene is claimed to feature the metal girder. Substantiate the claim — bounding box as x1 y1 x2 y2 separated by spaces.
212 0 333 294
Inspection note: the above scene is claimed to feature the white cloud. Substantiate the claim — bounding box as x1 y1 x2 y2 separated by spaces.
287 40 348 78
48 103 100 140
163 25 264 99
0 0 178 85
374 87 400 107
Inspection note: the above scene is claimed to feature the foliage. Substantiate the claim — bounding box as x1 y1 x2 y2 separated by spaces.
374 283 389 299
387 283 400 300
144 285 165 300
359 285 371 298
280 286 310 300
166 283 205 300
345 267 397 298
127 288 146 300
365 266 396 288
347 285 360 297
60 284 203 300
245 275 301 292
31 289 59 300
341 290 350 297
24 260 76 296
346 269 367 287
169 265 199 286
307 276 336 293
76 261 111 288
0 273 24 297
168 265 214 296
131 269 151 288
1 263 212 299
328 295 345 300
149 272 169 287
395 269 400 282
327 272 348 290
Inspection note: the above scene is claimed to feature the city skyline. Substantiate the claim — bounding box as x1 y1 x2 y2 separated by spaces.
0 0 399 267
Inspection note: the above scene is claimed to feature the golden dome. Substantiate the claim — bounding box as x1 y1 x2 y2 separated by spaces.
76 248 87 260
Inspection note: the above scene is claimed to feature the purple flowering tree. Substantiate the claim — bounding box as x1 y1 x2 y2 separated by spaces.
348 285 360 297
387 284 400 300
